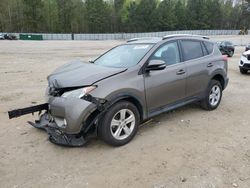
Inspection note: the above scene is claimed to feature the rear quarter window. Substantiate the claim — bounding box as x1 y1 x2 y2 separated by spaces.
203 41 214 55
181 40 203 61
214 45 222 55
201 42 209 56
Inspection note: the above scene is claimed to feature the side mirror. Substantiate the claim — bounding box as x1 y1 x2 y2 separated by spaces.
146 60 166 72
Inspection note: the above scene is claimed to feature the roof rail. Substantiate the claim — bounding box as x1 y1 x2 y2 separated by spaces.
162 34 209 40
127 37 161 43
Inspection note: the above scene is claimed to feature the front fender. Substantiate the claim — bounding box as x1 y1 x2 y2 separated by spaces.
105 91 147 120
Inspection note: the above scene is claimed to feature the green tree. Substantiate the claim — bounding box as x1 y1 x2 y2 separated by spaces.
0 0 248 33
206 0 222 29
113 0 126 32
240 0 250 28
43 0 59 33
56 0 75 33
153 0 177 31
23 0 44 32
221 0 234 29
175 0 187 30
126 1 139 32
70 0 86 33
186 0 211 29
0 0 24 32
136 0 158 32
85 0 112 33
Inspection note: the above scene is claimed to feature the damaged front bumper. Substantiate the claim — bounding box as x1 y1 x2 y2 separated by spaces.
8 94 109 147
28 113 87 147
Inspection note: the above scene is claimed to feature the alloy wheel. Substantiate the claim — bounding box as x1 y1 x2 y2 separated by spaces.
209 85 221 106
110 109 136 140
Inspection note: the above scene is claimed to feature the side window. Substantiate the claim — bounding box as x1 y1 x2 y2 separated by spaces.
150 42 180 66
181 40 203 61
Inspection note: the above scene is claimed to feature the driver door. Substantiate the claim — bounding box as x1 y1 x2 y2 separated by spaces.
144 41 187 115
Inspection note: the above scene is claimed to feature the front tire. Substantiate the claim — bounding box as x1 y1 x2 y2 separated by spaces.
98 101 140 146
201 80 222 111
240 67 248 74
228 50 234 57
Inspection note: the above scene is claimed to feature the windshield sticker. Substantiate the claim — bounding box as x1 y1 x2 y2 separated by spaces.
134 45 149 50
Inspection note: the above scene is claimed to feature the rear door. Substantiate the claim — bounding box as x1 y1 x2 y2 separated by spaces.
180 39 212 97
144 41 187 114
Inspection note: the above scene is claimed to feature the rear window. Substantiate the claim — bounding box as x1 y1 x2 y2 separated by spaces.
226 41 233 46
181 40 203 61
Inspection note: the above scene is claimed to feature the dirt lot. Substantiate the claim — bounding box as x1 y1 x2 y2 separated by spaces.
0 39 250 188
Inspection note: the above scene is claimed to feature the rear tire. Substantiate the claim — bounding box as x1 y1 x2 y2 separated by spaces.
98 101 140 146
228 50 234 57
240 67 248 74
201 80 222 111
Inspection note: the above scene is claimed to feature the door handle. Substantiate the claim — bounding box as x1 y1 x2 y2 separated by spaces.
176 69 186 75
207 63 213 67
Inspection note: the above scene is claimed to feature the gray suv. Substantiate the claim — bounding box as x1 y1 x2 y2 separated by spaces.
9 35 229 147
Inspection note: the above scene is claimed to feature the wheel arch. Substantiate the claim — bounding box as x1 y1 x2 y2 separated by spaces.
211 74 225 89
82 94 145 134
108 94 145 122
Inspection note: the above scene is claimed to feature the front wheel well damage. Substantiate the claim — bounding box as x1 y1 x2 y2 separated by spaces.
83 96 144 135
82 109 100 134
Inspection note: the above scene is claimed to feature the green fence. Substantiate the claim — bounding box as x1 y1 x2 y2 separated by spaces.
19 34 43 40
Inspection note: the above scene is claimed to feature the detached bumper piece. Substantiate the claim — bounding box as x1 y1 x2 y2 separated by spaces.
8 103 49 119
48 128 86 147
28 113 87 147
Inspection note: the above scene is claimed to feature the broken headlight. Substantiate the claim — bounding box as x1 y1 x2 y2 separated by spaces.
61 86 97 99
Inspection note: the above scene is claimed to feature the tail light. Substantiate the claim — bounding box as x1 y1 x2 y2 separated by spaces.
222 55 228 73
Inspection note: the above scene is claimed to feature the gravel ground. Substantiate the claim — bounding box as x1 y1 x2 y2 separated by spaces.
0 39 250 188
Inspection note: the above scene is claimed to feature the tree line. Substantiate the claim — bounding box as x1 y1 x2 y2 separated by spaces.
0 0 249 34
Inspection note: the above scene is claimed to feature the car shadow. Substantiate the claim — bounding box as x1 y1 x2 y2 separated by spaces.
138 103 202 134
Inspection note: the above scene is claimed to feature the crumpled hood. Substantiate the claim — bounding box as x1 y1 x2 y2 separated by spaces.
47 60 126 88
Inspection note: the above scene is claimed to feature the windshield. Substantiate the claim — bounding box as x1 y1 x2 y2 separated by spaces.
94 44 153 68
